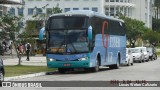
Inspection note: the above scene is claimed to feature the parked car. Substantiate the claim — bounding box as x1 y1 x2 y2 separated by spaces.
147 47 157 60
136 47 149 62
130 48 144 63
0 57 4 82
125 48 133 66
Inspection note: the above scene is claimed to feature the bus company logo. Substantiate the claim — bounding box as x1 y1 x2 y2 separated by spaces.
2 82 12 87
102 21 109 48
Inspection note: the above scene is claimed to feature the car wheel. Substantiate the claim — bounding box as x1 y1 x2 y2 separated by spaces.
131 62 133 66
139 60 141 63
127 60 130 66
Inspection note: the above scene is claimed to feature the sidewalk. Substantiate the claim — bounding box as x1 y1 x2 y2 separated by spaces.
2 55 47 66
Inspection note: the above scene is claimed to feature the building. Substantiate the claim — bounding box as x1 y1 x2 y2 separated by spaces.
8 0 153 28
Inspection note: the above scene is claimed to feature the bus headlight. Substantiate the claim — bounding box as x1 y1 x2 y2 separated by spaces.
78 57 88 61
48 58 56 61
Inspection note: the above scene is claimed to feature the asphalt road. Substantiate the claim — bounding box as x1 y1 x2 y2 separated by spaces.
2 58 160 90
15 58 160 81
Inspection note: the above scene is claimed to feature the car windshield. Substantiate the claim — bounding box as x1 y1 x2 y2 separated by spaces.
48 30 89 54
131 49 140 53
126 49 129 54
142 48 147 52
147 48 152 52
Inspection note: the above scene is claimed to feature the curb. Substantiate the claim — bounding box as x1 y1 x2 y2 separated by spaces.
4 72 46 81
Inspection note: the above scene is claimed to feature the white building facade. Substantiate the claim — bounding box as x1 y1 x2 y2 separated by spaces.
8 0 153 28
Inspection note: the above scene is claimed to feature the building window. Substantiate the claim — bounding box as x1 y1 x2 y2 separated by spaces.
116 0 119 2
73 8 79 10
18 8 23 15
92 7 98 12
120 0 123 2
28 8 34 15
83 8 89 10
64 8 70 12
110 7 114 16
106 0 109 2
10 8 15 15
36 8 43 14
110 0 114 2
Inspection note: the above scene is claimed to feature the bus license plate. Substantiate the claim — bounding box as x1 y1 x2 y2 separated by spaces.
64 64 71 66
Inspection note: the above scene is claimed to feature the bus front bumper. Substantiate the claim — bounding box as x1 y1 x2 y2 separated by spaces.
47 60 90 68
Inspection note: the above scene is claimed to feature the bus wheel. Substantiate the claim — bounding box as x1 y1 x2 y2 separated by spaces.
91 57 100 72
109 56 120 69
58 68 67 74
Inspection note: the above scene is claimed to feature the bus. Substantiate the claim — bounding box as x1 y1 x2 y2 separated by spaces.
39 10 126 73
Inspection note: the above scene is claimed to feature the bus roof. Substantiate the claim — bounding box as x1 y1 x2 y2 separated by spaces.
49 10 124 23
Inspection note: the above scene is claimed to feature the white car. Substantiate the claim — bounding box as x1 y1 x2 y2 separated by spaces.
130 48 144 63
136 47 149 62
125 48 133 66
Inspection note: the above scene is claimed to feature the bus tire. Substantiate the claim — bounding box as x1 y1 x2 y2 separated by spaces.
58 68 67 74
109 56 120 69
91 57 100 72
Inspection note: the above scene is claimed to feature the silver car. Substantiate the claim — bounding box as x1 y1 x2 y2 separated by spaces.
136 47 149 62
130 48 144 63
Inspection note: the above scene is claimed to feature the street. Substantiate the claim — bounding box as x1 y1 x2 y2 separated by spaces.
14 58 160 81
1 58 160 90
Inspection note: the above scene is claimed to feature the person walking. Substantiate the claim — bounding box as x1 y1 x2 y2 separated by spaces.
16 44 25 61
25 43 31 61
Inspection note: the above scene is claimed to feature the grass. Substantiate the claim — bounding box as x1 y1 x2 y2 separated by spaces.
4 65 57 77
157 52 160 57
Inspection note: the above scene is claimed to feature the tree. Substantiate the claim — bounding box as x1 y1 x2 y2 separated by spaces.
119 16 146 47
0 14 23 65
142 30 160 47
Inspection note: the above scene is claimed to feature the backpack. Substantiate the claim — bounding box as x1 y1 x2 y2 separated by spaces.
27 44 30 50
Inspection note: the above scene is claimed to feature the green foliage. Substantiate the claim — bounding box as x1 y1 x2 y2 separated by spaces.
142 30 160 46
20 21 37 45
0 14 21 40
119 16 146 47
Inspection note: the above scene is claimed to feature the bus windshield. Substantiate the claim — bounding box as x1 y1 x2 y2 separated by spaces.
48 30 89 54
49 16 88 29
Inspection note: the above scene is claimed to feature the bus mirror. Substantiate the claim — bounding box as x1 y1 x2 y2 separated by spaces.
39 27 45 40
88 26 92 41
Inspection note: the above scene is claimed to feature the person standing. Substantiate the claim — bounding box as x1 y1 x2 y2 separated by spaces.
25 43 31 61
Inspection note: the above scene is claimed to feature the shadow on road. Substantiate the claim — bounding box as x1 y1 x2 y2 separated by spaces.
45 67 122 75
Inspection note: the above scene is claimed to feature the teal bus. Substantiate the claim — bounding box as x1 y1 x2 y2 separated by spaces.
39 10 126 73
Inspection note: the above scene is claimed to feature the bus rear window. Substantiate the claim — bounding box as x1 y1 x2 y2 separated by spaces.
49 17 88 29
